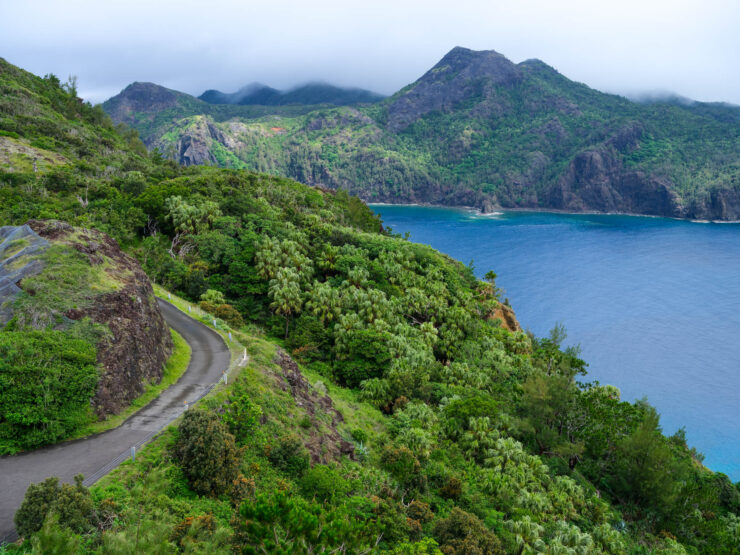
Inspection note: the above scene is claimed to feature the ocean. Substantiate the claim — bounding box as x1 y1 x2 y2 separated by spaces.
371 204 740 479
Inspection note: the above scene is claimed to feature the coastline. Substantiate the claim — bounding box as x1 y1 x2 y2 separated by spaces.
367 201 740 224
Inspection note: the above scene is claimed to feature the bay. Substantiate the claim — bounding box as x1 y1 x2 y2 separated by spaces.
371 204 740 479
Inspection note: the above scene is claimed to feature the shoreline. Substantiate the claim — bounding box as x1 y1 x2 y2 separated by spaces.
367 201 740 224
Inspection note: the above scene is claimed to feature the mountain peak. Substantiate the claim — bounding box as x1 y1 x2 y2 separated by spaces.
103 82 200 127
432 46 514 75
387 46 522 131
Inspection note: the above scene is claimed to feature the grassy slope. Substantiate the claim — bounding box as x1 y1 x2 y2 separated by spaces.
88 288 389 554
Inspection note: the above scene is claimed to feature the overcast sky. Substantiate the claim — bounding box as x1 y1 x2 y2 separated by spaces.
1 0 738 105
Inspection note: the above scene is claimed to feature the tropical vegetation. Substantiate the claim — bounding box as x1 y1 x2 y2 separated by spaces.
1 55 740 553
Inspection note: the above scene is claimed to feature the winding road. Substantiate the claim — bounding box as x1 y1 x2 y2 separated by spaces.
0 299 230 542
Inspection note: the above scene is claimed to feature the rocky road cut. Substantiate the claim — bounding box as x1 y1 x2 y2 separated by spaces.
0 299 230 542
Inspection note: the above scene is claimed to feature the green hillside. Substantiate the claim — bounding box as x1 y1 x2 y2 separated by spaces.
3 56 740 553
104 47 740 220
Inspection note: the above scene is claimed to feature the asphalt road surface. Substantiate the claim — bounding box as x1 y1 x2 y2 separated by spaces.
0 299 230 542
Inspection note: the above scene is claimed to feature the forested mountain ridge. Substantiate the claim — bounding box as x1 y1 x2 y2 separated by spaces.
199 81 385 106
3 56 740 553
104 46 740 220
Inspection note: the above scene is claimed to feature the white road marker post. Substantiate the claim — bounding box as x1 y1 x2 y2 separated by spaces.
228 331 232 340
131 446 136 462
223 371 227 385
213 319 217 328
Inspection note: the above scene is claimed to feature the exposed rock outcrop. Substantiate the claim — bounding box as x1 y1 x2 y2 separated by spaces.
0 225 49 324
492 303 522 333
3 220 173 417
171 118 229 166
272 348 354 463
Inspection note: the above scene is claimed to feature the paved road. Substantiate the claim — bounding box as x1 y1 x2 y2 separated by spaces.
0 299 230 542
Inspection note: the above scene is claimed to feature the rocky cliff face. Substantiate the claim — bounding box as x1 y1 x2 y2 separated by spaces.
0 225 49 324
492 303 522 333
168 117 247 167
3 220 173 417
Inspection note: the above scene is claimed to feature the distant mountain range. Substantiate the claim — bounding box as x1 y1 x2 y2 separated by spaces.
103 46 740 220
199 82 385 106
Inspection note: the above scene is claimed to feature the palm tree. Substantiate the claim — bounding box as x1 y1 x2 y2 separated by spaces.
268 267 302 338
485 437 524 473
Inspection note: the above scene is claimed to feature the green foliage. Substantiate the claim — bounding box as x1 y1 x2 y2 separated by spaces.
14 477 59 538
268 267 303 338
351 428 368 443
234 490 378 553
222 389 262 445
200 301 244 328
200 288 226 305
15 474 94 538
299 464 350 502
171 409 242 496
604 405 685 512
433 508 503 555
0 331 98 452
383 537 443 554
29 514 82 555
380 445 421 486
266 435 310 477
165 195 222 235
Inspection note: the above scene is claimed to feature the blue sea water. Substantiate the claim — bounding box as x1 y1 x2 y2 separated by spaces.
371 205 740 479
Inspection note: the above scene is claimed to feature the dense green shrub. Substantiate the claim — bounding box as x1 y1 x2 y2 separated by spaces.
299 465 349 502
171 409 242 496
222 389 262 445
214 303 245 328
14 477 59 538
433 508 503 555
0 331 98 453
351 428 368 443
235 491 373 553
14 475 94 539
380 446 421 486
266 435 310 477
29 514 83 555
200 288 226 305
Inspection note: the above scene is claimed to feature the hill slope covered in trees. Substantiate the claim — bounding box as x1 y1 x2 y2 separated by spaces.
103 46 740 220
3 56 740 553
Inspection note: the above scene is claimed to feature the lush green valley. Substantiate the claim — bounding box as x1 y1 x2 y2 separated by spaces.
103 47 740 221
2 56 740 554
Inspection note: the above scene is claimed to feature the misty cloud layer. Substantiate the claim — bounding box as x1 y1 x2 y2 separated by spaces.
1 0 738 105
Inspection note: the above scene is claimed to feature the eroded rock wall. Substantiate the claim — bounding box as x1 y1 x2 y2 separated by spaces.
26 220 173 417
